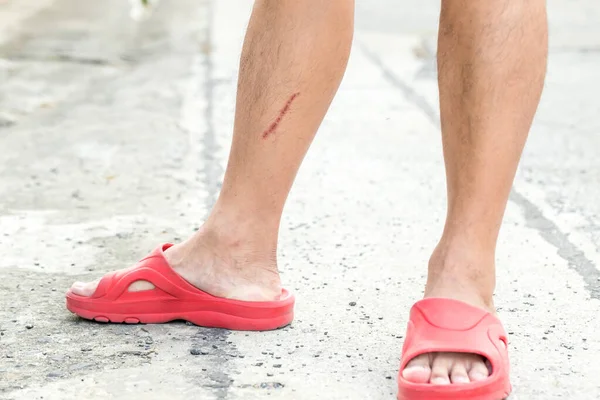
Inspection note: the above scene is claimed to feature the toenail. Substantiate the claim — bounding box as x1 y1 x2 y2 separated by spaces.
452 376 469 384
406 365 429 370
470 372 488 381
431 377 450 385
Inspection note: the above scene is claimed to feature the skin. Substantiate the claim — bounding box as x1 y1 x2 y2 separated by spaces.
71 0 548 387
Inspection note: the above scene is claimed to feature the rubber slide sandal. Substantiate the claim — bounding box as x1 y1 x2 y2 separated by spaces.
397 298 512 400
66 244 294 331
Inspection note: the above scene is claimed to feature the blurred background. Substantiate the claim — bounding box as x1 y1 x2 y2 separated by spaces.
0 1 599 399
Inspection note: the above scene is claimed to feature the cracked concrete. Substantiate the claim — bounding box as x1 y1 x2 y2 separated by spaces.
1 0 599 399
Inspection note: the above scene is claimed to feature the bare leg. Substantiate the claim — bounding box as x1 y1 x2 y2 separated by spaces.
71 0 354 300
402 0 547 385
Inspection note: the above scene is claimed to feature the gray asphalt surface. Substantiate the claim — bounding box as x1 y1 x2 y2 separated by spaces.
0 0 599 399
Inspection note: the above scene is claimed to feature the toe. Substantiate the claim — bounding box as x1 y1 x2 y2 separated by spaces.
430 353 452 385
402 354 431 384
468 357 490 382
70 279 100 297
450 361 470 384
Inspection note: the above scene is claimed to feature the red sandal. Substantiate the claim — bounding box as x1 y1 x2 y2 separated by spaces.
397 298 512 400
66 244 294 331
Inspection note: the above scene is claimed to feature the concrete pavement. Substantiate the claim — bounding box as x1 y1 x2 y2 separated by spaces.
0 0 599 399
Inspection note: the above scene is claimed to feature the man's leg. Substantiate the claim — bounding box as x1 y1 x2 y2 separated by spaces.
403 0 547 384
71 0 354 300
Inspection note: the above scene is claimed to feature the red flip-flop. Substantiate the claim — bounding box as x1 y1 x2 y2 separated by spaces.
66 244 294 331
397 298 512 400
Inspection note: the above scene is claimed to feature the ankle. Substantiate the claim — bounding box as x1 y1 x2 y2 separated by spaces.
166 202 281 279
181 225 278 271
200 204 280 264
426 241 496 312
165 227 282 300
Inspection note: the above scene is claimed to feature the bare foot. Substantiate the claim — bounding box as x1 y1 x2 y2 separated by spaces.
70 226 282 302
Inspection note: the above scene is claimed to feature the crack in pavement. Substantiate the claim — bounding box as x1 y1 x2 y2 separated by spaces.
356 40 440 128
190 328 237 400
4 54 121 67
510 190 600 299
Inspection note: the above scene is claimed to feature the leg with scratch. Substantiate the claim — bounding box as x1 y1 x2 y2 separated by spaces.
71 0 354 302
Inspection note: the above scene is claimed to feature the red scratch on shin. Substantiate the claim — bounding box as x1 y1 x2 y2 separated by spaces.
261 92 300 139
